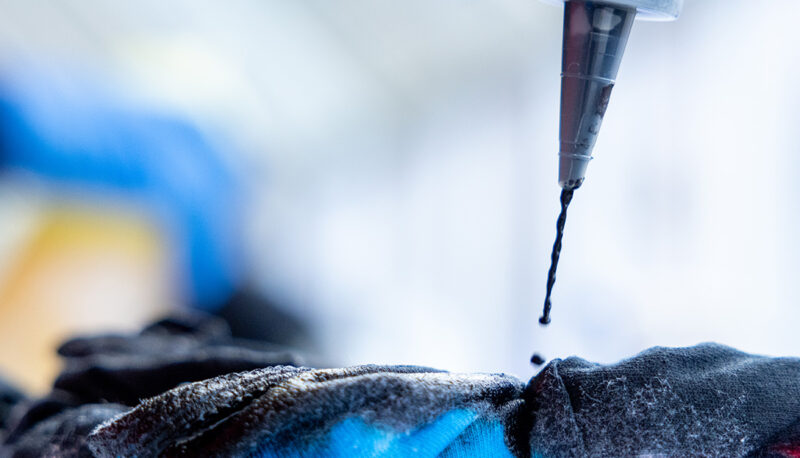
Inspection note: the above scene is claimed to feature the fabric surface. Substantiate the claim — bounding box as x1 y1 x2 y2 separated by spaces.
0 376 26 441
87 365 522 457
3 315 800 457
4 404 127 458
516 344 800 457
0 313 310 457
52 314 305 406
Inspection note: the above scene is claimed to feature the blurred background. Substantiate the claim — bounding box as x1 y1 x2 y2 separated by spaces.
0 0 798 393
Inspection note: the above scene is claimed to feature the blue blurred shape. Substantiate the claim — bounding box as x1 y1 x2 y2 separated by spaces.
257 409 514 458
0 64 241 310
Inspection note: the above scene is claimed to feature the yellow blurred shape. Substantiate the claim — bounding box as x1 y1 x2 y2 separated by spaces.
0 206 173 394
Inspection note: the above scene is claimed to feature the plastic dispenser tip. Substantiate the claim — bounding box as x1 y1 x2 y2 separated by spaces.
558 1 635 190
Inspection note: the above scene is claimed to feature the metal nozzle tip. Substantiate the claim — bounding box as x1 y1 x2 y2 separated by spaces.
560 178 584 191
557 1 636 192
558 153 590 190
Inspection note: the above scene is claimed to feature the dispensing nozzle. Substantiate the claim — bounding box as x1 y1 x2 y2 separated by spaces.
538 0 683 326
555 0 683 189
559 1 634 189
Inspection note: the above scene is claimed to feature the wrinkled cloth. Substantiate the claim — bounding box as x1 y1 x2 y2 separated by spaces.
517 344 800 457
6 404 127 458
0 376 25 440
0 313 309 456
88 365 522 457
84 345 800 457
51 314 305 406
3 316 800 457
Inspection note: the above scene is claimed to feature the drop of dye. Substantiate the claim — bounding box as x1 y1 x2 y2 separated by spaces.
539 188 575 325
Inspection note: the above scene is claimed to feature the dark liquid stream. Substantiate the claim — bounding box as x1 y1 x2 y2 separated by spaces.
539 188 574 325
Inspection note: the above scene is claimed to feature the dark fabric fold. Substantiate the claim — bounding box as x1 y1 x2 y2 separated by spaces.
0 375 26 441
4 404 126 458
87 365 524 457
53 313 306 406
4 314 800 458
525 343 800 457
1 312 309 457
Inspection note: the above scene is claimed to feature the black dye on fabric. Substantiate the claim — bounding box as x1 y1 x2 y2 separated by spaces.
540 188 574 325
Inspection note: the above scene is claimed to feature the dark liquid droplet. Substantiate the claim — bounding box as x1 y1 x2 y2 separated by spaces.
530 353 546 366
540 188 574 325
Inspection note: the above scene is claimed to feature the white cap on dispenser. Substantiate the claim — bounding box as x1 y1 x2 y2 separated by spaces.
540 0 683 21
